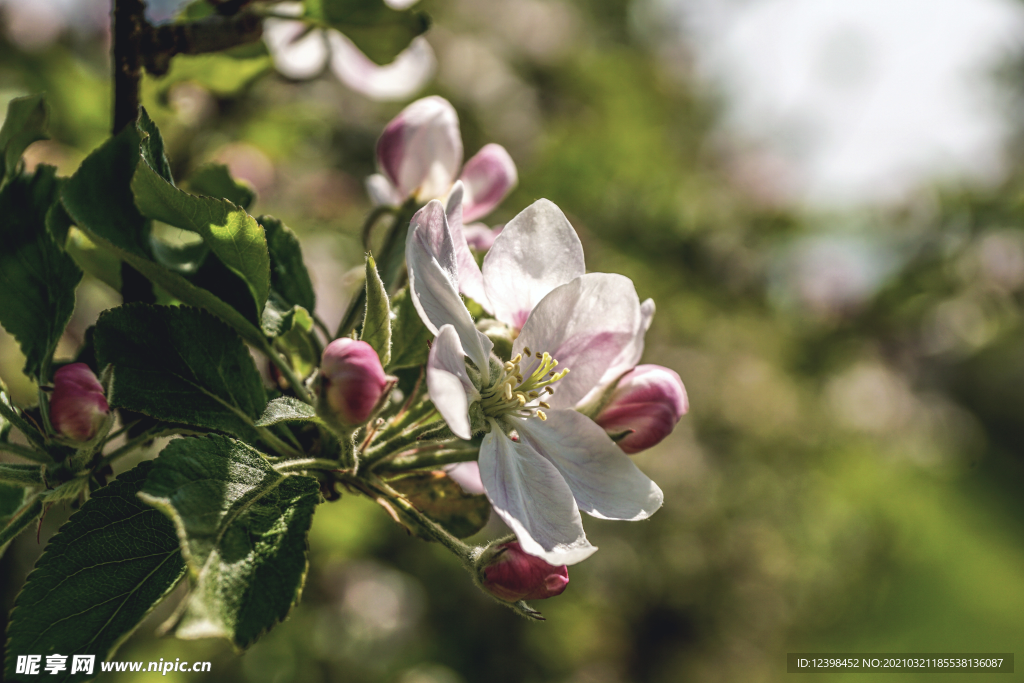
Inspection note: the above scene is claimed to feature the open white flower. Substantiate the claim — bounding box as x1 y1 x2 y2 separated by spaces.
405 195 664 566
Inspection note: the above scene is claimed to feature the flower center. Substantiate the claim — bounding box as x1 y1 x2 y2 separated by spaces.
478 347 570 422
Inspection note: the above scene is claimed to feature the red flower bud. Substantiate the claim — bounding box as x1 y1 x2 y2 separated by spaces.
480 541 569 602
595 364 688 454
49 363 109 442
320 338 389 427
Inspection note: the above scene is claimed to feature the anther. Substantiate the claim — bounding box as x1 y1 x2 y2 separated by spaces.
539 401 550 409
537 410 548 421
535 351 543 359
523 348 531 356
503 383 513 400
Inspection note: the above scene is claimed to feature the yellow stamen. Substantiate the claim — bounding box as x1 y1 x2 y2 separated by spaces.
537 410 547 421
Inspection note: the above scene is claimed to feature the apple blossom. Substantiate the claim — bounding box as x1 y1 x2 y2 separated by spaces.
368 96 518 221
49 363 109 442
405 196 664 566
320 338 390 427
595 364 688 454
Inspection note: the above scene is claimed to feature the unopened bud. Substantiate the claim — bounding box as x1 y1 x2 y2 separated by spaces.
595 364 687 454
479 541 569 602
320 338 389 427
377 96 462 201
49 363 109 442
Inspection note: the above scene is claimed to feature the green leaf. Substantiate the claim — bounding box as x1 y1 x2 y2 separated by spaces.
0 94 48 185
94 304 267 442
305 0 430 65
132 158 270 320
4 462 186 682
255 397 321 427
388 287 432 371
139 435 319 649
361 254 392 367
273 306 319 381
0 166 83 380
187 163 257 210
260 215 316 313
60 111 268 347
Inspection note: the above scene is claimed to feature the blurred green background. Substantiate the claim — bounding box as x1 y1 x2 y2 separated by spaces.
2 0 1024 681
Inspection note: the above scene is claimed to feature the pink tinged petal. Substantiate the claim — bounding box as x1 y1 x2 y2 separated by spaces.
426 324 479 440
327 32 436 102
479 428 597 566
463 222 502 252
595 364 688 454
444 461 486 495
406 201 493 377
264 19 328 80
514 273 641 409
376 95 462 201
459 144 518 222
482 199 585 330
365 173 402 207
517 410 663 521
577 298 656 409
446 181 492 313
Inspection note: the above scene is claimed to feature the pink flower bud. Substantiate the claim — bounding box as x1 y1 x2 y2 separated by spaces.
595 364 688 454
320 338 389 427
376 96 463 201
481 541 569 602
49 363 109 442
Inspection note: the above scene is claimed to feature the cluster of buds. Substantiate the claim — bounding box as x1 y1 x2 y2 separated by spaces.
48 363 110 443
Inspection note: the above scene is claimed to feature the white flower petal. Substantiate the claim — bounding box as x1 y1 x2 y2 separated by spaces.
482 199 585 330
384 0 420 7
328 32 436 101
264 20 328 80
459 143 518 222
479 427 597 566
406 201 493 377
365 173 401 207
444 461 485 495
427 324 479 440
513 273 641 409
576 297 655 408
377 95 462 200
516 410 664 521
446 181 492 312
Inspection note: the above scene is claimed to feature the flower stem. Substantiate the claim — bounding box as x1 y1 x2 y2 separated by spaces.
273 458 343 473
0 463 44 486
362 421 452 467
375 447 479 474
0 440 51 464
368 400 436 450
0 495 43 551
